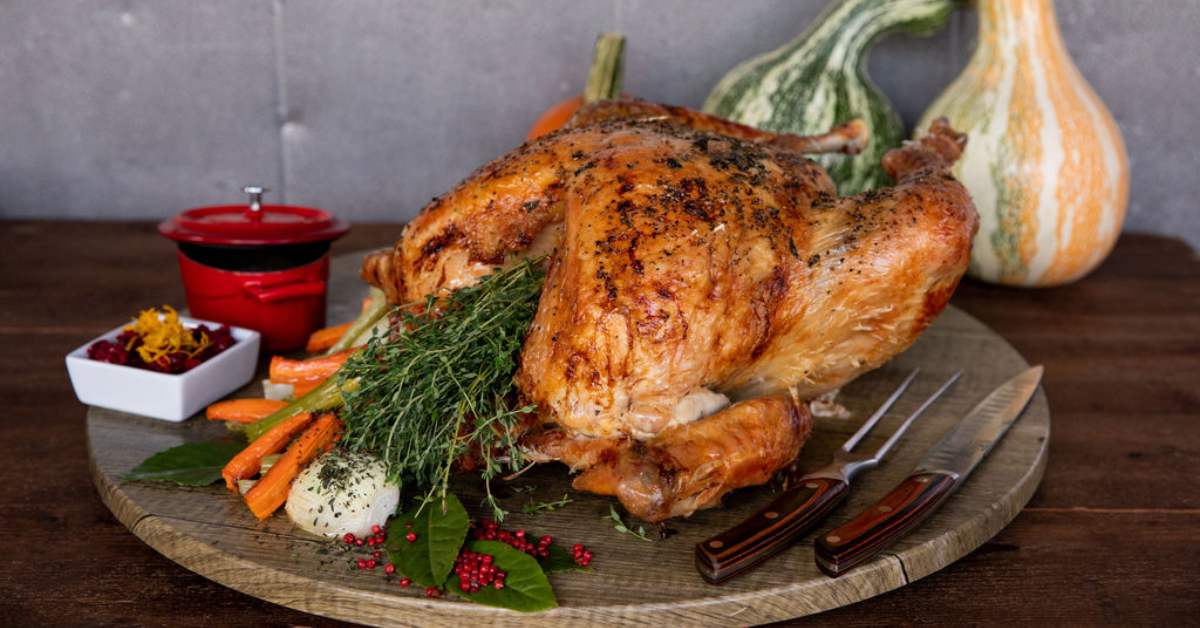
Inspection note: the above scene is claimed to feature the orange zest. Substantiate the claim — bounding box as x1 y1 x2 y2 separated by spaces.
124 305 210 364
244 414 343 520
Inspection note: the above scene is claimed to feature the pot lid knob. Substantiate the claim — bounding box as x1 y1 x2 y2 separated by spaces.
243 185 269 214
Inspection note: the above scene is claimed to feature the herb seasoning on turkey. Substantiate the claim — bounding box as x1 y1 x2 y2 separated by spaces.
361 100 977 522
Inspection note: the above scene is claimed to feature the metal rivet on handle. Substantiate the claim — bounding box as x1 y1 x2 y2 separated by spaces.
879 505 893 513
826 535 841 543
763 511 779 520
805 482 819 490
708 540 724 549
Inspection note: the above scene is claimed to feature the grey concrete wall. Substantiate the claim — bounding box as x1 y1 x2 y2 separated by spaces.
1 1 1195 247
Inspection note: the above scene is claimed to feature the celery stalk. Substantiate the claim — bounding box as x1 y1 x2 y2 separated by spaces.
326 287 388 355
242 377 356 442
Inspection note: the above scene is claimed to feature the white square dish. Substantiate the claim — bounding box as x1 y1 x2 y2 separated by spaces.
65 317 260 422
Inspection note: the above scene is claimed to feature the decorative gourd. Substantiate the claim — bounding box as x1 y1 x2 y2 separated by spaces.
703 0 955 195
918 0 1128 286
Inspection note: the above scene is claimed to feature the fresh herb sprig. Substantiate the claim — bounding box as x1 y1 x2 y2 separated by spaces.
522 493 573 516
606 505 653 542
338 260 546 520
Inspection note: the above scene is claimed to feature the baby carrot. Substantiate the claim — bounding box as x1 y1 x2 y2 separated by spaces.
244 414 343 520
220 412 313 492
268 349 355 385
206 398 290 424
304 322 352 353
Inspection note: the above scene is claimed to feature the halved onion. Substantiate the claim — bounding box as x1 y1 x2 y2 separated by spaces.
285 451 399 538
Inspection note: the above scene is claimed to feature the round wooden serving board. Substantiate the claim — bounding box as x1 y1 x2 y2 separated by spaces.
88 252 1049 627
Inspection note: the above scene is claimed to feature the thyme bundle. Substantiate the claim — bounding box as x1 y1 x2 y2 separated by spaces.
337 260 546 518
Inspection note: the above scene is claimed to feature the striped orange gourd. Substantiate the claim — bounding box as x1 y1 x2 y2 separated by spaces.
917 0 1128 287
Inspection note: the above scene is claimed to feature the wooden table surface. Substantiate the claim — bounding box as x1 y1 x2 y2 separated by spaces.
2 221 1197 626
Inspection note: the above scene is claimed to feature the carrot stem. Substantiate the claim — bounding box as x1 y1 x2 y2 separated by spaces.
220 412 314 492
244 414 343 520
206 398 290 424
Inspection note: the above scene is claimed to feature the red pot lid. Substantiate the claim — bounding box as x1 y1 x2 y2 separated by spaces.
158 186 350 246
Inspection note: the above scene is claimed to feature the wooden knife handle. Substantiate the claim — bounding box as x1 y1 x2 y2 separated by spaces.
695 477 849 584
815 471 958 577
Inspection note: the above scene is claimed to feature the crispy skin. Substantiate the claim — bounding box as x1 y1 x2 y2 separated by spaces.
360 100 866 304
362 103 976 521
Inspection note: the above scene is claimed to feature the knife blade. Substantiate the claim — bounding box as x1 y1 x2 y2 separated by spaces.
814 365 1043 577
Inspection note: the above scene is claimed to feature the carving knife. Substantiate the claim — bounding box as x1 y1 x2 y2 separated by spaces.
814 365 1044 577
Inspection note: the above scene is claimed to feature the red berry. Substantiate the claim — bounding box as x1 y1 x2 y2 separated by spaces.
356 538 365 546
371 550 383 560
405 531 417 543
572 543 583 553
425 586 440 598
384 563 395 575
366 559 377 569
344 533 356 544
356 559 367 570
399 577 411 588
371 524 383 535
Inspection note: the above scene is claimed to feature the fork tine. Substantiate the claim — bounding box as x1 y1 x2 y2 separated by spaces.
842 368 920 452
869 370 962 462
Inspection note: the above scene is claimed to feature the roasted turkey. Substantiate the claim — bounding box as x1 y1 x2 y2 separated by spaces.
363 100 977 522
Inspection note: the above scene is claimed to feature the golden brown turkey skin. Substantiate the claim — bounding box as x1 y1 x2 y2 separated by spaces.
524 394 812 522
360 101 866 305
515 118 974 439
361 102 976 522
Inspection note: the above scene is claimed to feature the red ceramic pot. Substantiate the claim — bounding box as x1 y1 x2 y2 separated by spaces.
158 188 349 352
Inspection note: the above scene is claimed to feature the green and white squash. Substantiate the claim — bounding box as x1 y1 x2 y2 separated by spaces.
703 0 955 195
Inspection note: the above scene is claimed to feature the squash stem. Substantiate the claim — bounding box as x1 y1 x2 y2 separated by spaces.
583 32 625 103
